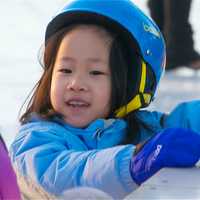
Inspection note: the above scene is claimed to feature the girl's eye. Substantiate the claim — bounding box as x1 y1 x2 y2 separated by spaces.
90 70 104 75
59 68 72 74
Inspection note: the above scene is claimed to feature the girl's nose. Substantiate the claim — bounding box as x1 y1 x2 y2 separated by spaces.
67 75 88 92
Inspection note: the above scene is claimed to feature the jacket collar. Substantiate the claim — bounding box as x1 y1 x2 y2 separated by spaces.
28 113 127 149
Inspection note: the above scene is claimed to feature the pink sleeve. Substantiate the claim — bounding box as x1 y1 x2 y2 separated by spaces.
0 139 21 200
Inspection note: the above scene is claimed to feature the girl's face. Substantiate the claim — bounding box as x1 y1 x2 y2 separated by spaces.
50 25 112 128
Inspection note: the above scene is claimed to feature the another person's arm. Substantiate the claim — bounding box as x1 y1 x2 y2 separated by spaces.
0 135 21 200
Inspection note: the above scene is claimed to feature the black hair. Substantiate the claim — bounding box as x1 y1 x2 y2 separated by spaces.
108 34 143 144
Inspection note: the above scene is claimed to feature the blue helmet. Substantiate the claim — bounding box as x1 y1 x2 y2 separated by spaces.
45 0 166 117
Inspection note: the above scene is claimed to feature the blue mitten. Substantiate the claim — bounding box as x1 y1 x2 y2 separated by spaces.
130 128 200 185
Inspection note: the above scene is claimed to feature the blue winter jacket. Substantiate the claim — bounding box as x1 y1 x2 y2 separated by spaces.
10 100 200 199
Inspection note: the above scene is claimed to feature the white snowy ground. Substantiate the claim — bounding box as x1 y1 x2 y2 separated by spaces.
0 0 200 147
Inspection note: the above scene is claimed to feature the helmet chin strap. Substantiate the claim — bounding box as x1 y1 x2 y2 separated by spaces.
115 61 152 118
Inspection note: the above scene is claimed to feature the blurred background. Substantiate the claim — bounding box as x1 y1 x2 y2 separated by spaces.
0 0 200 147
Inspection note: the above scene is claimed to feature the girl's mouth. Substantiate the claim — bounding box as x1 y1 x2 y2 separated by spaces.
66 100 90 108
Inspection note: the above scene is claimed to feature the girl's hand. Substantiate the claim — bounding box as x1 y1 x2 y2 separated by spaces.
130 128 200 185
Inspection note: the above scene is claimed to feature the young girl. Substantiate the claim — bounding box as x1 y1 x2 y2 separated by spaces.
0 134 21 199
10 0 200 199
